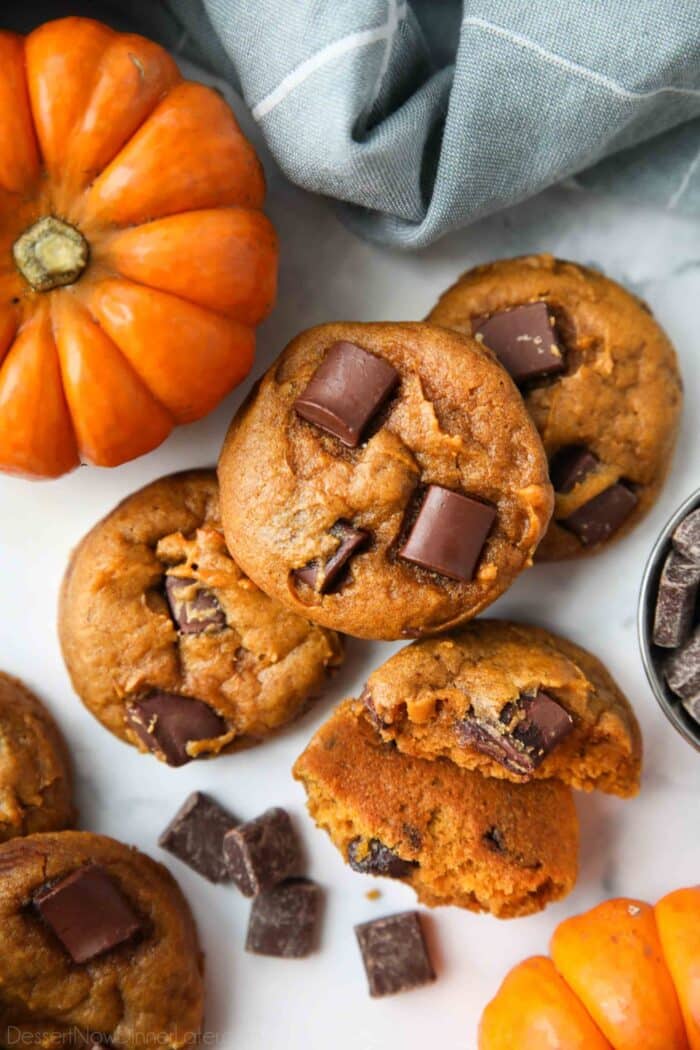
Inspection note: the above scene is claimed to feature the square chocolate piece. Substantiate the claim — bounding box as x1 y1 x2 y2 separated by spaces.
126 692 226 767
673 508 700 564
159 792 238 883
246 878 322 958
294 521 369 594
33 865 142 964
294 341 399 447
223 807 301 897
549 445 598 493
355 911 435 997
399 485 496 582
665 626 700 700
473 302 565 384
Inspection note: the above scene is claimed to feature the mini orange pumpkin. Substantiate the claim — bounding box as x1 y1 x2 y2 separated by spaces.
0 17 277 478
479 886 700 1050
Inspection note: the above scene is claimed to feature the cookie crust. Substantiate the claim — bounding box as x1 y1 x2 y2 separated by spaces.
362 620 642 797
428 255 682 559
0 831 203 1049
219 322 553 640
59 471 342 763
0 673 74 841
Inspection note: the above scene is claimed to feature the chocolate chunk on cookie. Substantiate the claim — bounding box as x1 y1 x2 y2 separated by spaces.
429 255 682 560
219 322 553 640
246 878 322 957
355 912 435 997
665 626 700 700
294 521 369 593
399 486 496 582
673 508 700 564
561 482 638 546
0 831 203 1047
549 446 598 493
348 838 418 879
361 620 641 797
224 807 301 897
653 550 700 648
294 340 399 447
34 865 142 964
0 673 74 842
473 302 565 384
126 692 226 768
165 576 225 634
59 471 343 764
294 700 578 916
159 792 238 883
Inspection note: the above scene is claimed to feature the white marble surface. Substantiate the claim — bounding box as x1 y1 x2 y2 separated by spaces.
1 82 700 1049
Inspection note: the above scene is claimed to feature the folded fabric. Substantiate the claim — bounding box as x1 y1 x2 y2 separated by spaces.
5 0 700 248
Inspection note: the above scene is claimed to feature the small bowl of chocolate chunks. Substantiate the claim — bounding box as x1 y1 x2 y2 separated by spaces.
639 488 700 749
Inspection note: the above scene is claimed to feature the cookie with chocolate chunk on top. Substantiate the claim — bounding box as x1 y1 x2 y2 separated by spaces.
59 471 342 765
293 700 578 917
361 620 641 798
428 254 682 560
219 322 553 640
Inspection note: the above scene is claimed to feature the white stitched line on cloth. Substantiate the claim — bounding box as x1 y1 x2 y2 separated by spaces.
462 16 700 102
252 1 408 121
668 143 700 207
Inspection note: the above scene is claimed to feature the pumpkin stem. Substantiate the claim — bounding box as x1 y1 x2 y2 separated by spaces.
13 216 89 292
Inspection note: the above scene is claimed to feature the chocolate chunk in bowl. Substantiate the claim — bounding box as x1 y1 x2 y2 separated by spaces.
294 340 399 447
159 792 238 883
472 302 565 384
653 551 700 648
33 864 142 964
223 807 301 897
399 485 496 582
246 878 322 958
355 911 435 997
126 692 227 767
639 488 700 751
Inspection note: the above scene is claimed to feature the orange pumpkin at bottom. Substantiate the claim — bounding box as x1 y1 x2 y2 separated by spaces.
479 886 700 1050
0 17 277 479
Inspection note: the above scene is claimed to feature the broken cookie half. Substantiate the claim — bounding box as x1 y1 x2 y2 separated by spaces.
361 620 641 798
293 700 578 918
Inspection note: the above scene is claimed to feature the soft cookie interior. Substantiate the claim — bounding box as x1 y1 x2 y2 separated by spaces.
293 700 579 918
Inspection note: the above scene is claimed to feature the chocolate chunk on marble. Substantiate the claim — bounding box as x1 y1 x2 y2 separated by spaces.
673 508 700 564
473 302 565 384
126 692 226 767
665 626 700 700
223 807 301 897
458 690 573 773
159 791 238 883
355 912 435 998
246 878 322 958
294 341 399 447
562 482 638 546
682 693 700 725
294 521 369 593
549 446 598 493
165 575 225 634
399 485 496 582
653 550 700 648
33 865 141 964
348 838 418 879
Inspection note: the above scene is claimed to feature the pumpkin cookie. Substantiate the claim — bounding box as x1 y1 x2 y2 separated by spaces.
428 255 682 560
59 470 343 766
0 830 203 1048
219 322 553 640
0 672 74 841
362 621 641 797
293 700 578 917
